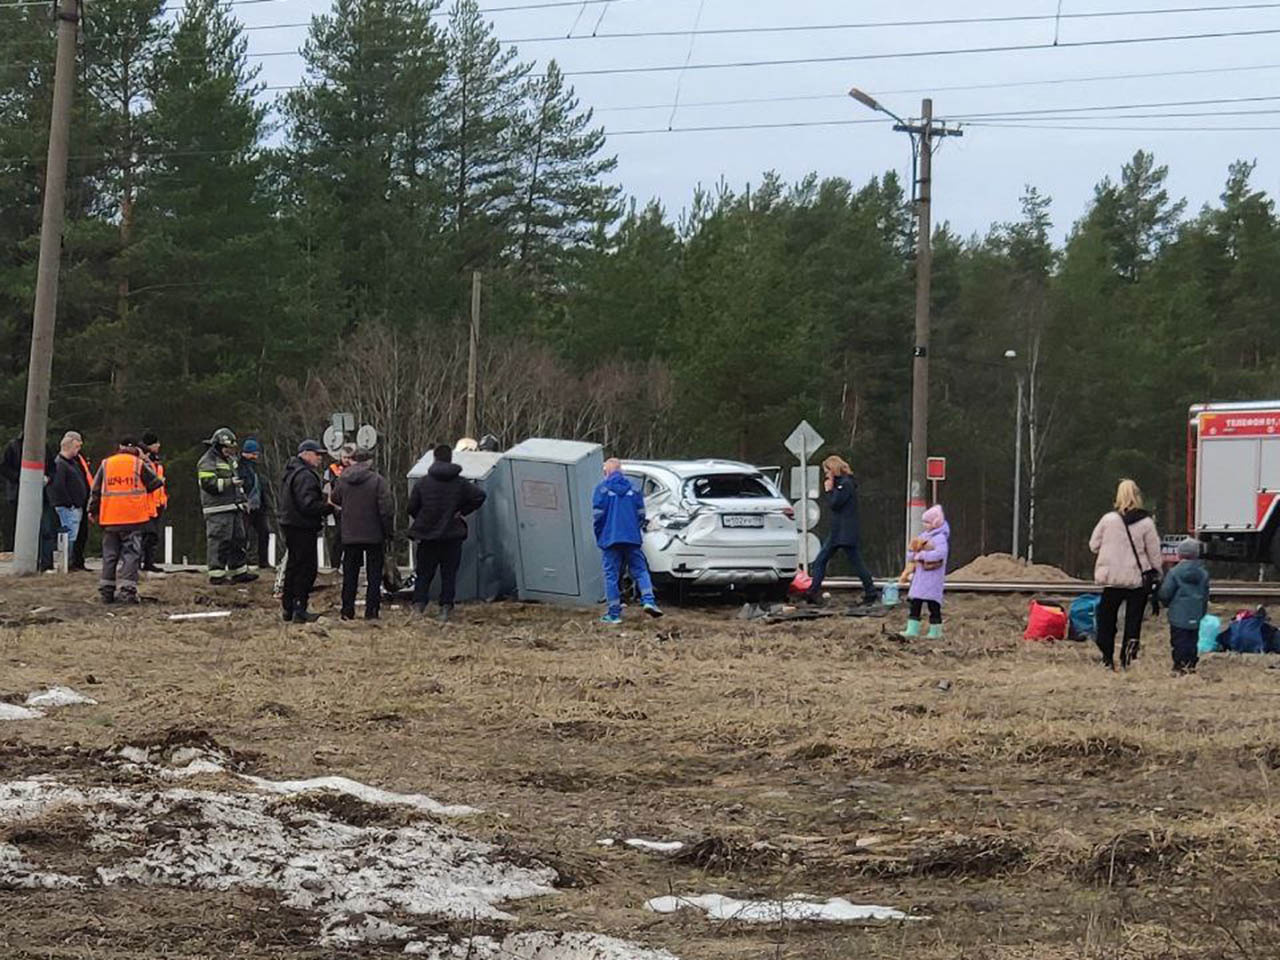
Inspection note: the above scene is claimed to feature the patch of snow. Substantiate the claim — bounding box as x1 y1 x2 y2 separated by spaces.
403 931 680 959
0 841 84 890
241 773 481 818
114 746 149 765
595 838 616 847
0 703 44 721
624 839 684 854
163 758 226 779
321 912 416 946
644 893 926 925
0 776 553 945
25 686 97 708
168 611 232 621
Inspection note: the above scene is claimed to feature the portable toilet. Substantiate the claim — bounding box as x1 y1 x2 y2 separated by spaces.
503 438 605 607
405 449 517 602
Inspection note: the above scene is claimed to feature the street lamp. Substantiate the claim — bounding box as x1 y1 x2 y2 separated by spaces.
849 87 963 552
1005 349 1024 560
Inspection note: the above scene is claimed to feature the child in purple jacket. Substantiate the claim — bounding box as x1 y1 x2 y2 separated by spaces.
903 504 950 639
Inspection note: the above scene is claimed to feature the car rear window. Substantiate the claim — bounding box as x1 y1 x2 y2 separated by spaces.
689 474 774 499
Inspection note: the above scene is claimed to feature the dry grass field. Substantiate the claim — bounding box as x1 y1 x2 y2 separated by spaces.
3 570 1280 959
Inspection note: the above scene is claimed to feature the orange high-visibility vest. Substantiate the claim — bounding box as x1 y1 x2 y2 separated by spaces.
98 453 153 527
151 460 168 514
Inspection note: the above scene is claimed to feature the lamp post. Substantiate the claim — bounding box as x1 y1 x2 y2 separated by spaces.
1005 349 1024 559
849 87 962 551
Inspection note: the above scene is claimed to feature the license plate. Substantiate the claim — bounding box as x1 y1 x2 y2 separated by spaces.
722 514 764 529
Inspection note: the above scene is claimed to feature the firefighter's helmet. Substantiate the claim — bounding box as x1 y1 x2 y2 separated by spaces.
205 427 237 447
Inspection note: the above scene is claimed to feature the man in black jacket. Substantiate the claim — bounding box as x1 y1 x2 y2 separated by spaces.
49 431 90 569
277 440 333 623
331 448 394 621
408 445 486 622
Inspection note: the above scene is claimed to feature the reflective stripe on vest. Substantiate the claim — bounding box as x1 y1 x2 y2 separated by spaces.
99 453 153 527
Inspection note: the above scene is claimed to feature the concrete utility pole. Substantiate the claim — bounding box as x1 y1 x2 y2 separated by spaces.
465 270 481 440
13 0 80 574
848 90 962 551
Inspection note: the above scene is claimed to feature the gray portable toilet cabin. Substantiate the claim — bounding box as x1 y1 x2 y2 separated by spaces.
503 438 605 607
405 450 517 602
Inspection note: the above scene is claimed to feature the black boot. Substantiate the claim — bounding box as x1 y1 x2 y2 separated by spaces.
437 605 453 624
293 603 320 624
413 603 427 617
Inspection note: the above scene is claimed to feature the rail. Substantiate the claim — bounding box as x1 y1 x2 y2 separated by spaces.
825 578 1280 599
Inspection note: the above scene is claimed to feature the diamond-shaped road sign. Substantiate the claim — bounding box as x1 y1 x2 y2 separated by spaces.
784 420 825 461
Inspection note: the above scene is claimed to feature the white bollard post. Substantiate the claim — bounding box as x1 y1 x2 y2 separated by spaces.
164 526 174 566
317 536 326 570
57 532 69 574
268 532 277 567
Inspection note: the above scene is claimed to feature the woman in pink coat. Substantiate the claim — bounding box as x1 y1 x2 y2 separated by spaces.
1089 479 1162 670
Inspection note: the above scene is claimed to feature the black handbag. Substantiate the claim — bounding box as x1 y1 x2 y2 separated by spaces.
1120 513 1162 615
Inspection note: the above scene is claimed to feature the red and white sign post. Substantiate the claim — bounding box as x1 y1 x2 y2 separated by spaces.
926 456 947 505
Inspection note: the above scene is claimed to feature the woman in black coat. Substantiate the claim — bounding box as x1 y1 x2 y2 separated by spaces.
804 455 879 604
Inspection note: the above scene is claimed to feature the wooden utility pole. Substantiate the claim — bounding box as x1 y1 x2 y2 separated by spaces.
13 0 79 574
894 99 962 547
464 271 481 440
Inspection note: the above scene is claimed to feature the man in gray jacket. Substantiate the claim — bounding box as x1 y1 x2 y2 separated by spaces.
331 447 394 620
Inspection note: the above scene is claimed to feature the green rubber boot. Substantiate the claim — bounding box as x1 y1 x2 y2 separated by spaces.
927 623 943 640
900 618 921 639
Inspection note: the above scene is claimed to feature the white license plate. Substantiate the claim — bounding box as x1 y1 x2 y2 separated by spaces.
722 514 765 529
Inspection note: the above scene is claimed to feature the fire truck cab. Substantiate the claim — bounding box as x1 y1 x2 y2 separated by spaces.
1188 401 1280 567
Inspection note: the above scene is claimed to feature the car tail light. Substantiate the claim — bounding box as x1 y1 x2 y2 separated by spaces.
782 506 795 520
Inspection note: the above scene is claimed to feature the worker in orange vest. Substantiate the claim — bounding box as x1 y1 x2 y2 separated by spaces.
88 438 164 604
140 430 168 572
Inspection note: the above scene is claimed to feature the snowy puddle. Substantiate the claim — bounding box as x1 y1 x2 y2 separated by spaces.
645 893 926 925
0 742 674 957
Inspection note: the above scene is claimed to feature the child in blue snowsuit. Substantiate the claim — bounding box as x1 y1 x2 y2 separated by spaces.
593 459 663 624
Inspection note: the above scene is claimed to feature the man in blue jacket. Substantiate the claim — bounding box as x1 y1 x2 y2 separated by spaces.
593 458 663 624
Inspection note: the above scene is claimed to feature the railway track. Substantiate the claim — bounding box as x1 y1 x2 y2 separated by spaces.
825 578 1280 599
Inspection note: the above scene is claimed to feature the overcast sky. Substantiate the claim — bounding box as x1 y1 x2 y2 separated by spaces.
238 0 1280 241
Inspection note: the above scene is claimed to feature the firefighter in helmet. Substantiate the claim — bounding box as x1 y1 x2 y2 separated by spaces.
197 427 258 586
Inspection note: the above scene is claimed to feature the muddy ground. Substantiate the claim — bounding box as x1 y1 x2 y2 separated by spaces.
2 570 1280 959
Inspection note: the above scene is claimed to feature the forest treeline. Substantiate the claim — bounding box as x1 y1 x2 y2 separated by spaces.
4 0 1280 571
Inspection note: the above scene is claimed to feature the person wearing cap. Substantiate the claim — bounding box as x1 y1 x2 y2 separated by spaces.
331 447 394 621
238 436 275 570
139 431 167 572
278 440 334 622
1158 538 1211 675
88 438 163 604
198 427 256 586
49 431 91 570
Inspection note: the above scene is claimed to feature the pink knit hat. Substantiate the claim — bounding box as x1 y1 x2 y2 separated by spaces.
922 504 946 527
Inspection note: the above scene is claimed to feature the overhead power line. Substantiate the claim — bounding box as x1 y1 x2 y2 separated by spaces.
951 92 1280 120
971 120 1280 131
555 26 1280 77
500 2 1280 44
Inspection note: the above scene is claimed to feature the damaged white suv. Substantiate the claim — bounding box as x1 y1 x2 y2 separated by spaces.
620 460 798 598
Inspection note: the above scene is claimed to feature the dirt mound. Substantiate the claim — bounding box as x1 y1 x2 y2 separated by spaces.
950 553 1079 582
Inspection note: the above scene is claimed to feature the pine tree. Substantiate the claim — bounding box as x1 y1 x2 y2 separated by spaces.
284 0 448 331
129 0 280 424
513 59 617 291
440 0 529 271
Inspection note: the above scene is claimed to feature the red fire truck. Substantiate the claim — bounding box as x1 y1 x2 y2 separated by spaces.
1187 401 1280 567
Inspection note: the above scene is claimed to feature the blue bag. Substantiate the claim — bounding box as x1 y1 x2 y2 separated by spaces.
1197 614 1222 655
1223 615 1266 654
1068 594 1101 642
